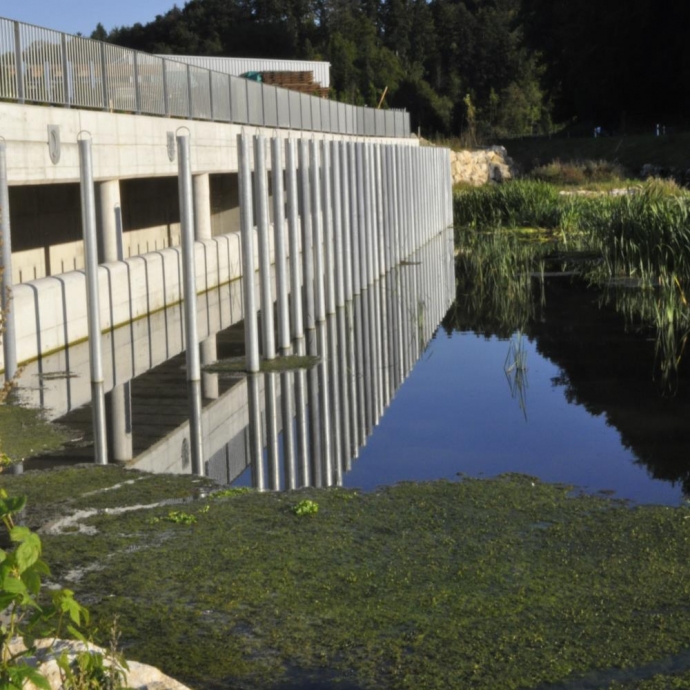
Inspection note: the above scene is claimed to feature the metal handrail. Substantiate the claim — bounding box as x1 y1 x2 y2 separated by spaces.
0 16 411 137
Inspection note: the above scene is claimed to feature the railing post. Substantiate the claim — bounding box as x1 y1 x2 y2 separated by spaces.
162 59 170 116
208 71 214 121
186 64 193 118
60 33 71 107
0 141 17 383
133 52 141 114
99 42 109 111
13 22 24 104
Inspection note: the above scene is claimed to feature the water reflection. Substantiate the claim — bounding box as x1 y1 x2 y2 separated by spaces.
23 229 455 489
238 229 454 490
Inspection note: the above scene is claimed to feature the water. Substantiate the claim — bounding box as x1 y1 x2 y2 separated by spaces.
14 231 690 506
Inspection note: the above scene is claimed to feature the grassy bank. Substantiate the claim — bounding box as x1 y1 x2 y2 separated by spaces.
4 465 690 689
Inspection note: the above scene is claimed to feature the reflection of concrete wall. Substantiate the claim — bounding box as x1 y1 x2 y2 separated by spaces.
132 377 254 478
3 232 247 372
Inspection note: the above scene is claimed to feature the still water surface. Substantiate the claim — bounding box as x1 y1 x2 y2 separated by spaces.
19 231 690 506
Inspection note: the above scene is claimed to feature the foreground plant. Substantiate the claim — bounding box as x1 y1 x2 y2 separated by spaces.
0 486 127 689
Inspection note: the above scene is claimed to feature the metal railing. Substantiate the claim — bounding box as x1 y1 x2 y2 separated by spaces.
0 16 411 137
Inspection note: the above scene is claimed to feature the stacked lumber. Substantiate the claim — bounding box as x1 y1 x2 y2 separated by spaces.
260 71 330 98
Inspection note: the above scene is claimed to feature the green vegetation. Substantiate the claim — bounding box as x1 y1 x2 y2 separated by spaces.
96 0 687 138
0 484 128 689
453 178 690 388
500 133 690 177
205 354 320 373
4 466 690 689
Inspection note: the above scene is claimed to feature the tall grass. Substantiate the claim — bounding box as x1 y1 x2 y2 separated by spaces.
453 181 561 235
454 179 690 389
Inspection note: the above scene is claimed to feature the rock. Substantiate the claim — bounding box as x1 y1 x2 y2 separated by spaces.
449 146 516 186
8 639 192 690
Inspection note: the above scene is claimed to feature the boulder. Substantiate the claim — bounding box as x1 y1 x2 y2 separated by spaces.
8 639 192 690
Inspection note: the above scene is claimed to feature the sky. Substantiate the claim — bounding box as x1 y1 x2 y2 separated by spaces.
2 0 180 37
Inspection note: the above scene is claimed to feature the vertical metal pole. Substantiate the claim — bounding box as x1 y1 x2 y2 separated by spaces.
177 134 204 475
78 138 107 465
332 141 345 309
339 143 352 302
349 142 361 296
316 321 333 485
247 373 265 490
299 140 315 330
186 64 193 118
294 337 309 486
265 371 280 490
13 22 24 105
271 136 291 354
0 142 17 382
238 133 261 373
310 140 326 324
326 313 341 484
285 138 304 343
355 143 366 292
99 42 109 111
321 141 336 316
133 53 141 114
254 135 276 360
162 59 170 117
280 369 297 490
60 33 71 107
336 304 352 471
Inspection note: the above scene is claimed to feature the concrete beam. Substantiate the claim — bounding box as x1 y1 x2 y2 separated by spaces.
0 102 416 186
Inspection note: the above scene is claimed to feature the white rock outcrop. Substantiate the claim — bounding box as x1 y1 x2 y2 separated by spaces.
449 145 516 186
8 639 192 690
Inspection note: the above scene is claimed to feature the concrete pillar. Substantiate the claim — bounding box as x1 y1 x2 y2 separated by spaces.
200 335 219 400
107 385 133 462
98 179 122 263
193 173 212 241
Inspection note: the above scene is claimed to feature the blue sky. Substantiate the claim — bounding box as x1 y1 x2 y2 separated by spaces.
2 0 180 37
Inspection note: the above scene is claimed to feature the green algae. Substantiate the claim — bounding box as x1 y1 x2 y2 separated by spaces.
3 468 690 689
0 403 72 462
204 355 321 373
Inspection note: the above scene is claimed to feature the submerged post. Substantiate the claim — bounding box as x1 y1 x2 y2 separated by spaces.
0 141 17 383
238 132 261 372
77 137 107 465
177 133 204 475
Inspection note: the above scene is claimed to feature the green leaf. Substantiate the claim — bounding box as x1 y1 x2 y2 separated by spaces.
0 495 27 517
9 526 32 543
2 574 27 595
14 534 41 573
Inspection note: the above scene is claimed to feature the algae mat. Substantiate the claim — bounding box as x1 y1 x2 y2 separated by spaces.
4 466 690 689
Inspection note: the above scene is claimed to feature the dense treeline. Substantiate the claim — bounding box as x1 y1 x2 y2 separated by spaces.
92 0 689 138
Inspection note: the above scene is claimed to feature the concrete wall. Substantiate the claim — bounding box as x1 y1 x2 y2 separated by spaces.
0 101 412 186
3 232 245 373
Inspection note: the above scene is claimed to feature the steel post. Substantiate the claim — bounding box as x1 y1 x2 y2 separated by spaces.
78 138 107 465
177 133 204 475
238 133 261 372
271 137 291 354
254 135 276 359
0 142 17 382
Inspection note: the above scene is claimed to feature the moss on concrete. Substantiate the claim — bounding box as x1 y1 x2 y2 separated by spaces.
205 355 321 373
3 467 690 689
